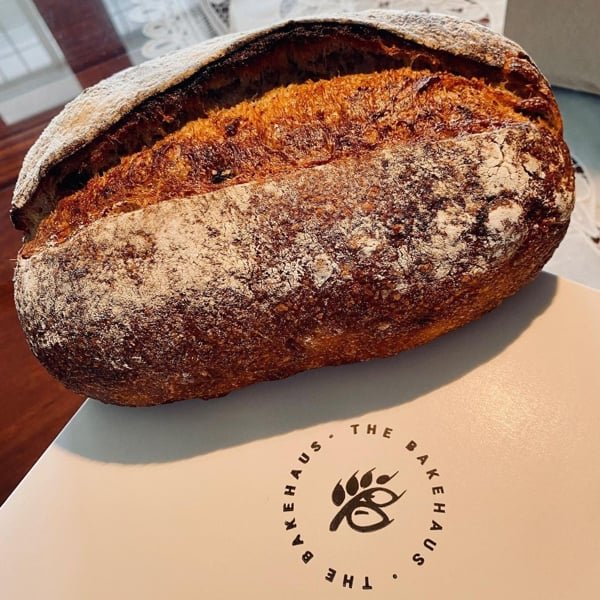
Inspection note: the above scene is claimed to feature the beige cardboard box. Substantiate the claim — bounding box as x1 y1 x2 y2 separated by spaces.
1 275 599 599
505 0 600 94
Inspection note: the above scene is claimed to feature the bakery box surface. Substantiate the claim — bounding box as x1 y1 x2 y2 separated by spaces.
1 274 599 599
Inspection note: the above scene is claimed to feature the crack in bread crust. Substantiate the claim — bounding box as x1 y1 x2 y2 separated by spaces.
25 66 537 256
12 14 559 238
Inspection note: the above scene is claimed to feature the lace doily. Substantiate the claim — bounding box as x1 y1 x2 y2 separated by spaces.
280 0 493 29
545 157 600 288
126 0 229 58
125 0 505 59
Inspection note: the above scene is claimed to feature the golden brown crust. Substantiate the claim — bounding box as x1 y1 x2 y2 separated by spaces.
13 18 559 238
12 13 574 406
25 66 537 256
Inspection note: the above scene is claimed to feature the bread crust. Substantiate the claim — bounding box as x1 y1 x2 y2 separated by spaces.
24 65 537 256
11 11 556 233
14 124 572 405
12 12 574 406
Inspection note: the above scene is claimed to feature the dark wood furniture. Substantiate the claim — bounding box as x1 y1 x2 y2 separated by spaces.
0 0 133 505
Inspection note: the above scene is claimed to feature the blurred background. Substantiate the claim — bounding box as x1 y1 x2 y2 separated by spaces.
0 0 598 504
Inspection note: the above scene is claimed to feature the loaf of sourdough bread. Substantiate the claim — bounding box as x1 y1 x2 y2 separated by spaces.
12 11 574 406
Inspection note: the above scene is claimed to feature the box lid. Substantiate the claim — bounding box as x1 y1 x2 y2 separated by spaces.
1 274 599 598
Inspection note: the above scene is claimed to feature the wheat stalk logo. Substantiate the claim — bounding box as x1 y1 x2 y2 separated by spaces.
329 469 406 533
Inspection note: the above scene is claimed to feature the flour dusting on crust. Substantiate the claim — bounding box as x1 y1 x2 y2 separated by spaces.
15 125 572 365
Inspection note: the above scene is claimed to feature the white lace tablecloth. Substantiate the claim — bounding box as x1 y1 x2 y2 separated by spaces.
119 0 599 288
122 0 507 58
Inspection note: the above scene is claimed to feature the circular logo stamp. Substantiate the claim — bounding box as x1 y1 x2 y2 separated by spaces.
280 421 448 592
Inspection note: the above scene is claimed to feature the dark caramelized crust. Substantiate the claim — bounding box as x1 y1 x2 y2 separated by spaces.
25 67 536 255
19 24 560 254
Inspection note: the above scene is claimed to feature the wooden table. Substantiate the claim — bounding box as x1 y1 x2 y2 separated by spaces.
0 0 133 505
